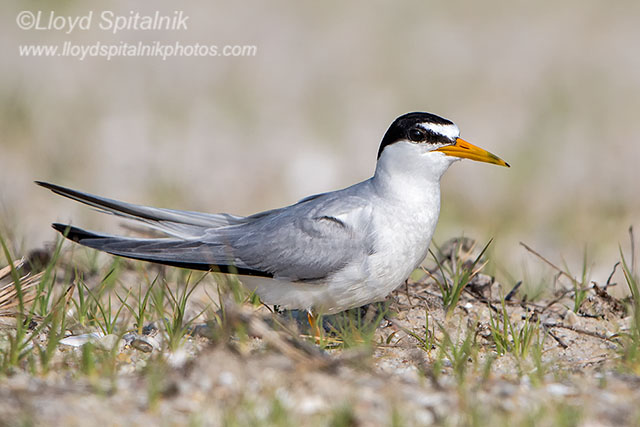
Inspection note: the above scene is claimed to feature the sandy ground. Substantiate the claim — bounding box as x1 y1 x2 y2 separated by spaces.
1 243 638 426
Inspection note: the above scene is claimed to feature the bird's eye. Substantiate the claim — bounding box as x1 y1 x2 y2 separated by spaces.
408 128 426 142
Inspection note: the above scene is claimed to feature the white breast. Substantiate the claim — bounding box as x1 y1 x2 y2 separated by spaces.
240 141 452 314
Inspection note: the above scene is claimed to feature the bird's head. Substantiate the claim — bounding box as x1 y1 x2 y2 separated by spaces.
375 112 509 182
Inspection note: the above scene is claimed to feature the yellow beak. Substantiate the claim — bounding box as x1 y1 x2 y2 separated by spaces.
435 138 510 167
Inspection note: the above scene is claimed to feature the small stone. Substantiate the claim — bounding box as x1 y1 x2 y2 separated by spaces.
467 273 494 298
564 311 580 327
117 353 133 364
122 332 137 346
130 335 158 353
414 409 435 425
167 348 189 368
142 321 160 336
218 371 236 387
131 339 153 353
546 383 572 396
98 334 121 351
192 322 216 339
298 395 327 414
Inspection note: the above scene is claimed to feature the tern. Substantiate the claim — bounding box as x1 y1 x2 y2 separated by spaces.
38 112 508 315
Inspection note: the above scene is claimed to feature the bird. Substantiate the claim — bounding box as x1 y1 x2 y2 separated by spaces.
38 112 509 315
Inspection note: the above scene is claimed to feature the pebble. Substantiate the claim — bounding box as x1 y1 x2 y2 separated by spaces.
167 348 189 367
131 338 154 352
98 334 121 351
564 311 581 327
414 409 435 425
546 383 572 396
123 332 159 352
142 321 160 336
218 371 236 387
191 322 216 339
298 395 327 414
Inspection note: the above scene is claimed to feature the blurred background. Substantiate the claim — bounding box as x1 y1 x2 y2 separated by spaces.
1 0 639 288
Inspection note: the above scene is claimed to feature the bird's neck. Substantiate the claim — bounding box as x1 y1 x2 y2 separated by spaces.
369 157 443 280
373 166 439 202
371 152 446 208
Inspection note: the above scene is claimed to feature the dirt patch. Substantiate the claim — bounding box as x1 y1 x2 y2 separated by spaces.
1 243 639 426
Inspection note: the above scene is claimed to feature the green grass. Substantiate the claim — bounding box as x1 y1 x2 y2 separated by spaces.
488 295 541 360
0 231 218 377
82 273 129 336
117 271 157 335
160 272 210 351
432 321 478 385
405 307 436 353
563 247 592 313
426 238 493 318
320 302 391 349
617 243 640 374
520 241 594 312
1 227 639 424
0 233 68 374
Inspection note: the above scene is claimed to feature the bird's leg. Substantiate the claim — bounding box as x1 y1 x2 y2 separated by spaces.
307 309 322 343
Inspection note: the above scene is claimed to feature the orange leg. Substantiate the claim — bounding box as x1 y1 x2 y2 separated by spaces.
307 310 322 342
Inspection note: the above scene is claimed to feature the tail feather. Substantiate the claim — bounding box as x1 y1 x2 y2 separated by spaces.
37 181 246 238
52 223 272 277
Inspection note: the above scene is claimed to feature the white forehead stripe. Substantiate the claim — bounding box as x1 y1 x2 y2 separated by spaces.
419 123 460 140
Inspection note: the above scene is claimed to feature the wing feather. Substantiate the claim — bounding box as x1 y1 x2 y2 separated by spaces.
37 181 246 238
217 191 374 281
44 181 376 284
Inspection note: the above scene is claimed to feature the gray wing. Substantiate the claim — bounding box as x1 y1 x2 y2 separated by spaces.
46 183 375 282
37 181 246 238
218 193 374 281
51 223 265 276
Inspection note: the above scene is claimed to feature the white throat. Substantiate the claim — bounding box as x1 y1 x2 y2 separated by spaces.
372 141 459 203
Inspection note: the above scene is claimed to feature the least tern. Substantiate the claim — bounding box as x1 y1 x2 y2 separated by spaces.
38 112 508 314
